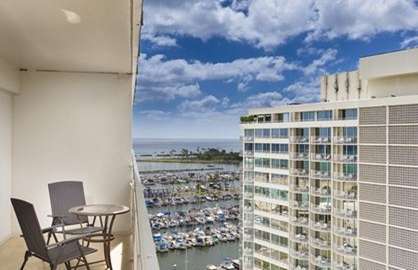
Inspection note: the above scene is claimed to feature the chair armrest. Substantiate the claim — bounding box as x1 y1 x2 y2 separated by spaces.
47 233 92 249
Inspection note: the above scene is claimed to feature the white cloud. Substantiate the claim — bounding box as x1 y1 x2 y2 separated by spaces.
302 49 338 75
137 53 296 101
401 36 418 48
142 33 178 47
140 53 295 83
136 82 202 102
143 0 418 50
178 95 221 113
309 0 418 41
139 110 171 120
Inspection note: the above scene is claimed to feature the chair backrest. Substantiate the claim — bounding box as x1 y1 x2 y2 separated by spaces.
11 198 49 260
48 181 88 225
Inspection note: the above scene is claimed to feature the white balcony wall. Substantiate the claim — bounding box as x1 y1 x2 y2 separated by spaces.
0 89 13 244
0 57 18 244
11 71 133 234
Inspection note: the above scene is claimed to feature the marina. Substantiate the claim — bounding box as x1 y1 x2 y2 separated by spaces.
138 161 241 270
149 206 239 231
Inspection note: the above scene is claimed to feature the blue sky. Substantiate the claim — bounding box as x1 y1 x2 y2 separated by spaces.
133 0 418 139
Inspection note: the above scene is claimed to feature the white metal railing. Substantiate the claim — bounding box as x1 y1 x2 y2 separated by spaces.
310 136 331 144
131 151 160 270
333 154 357 163
333 136 357 144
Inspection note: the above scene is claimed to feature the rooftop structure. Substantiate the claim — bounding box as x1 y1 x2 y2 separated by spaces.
241 47 418 270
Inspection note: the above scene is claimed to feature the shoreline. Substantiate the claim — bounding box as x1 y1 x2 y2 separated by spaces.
137 158 241 165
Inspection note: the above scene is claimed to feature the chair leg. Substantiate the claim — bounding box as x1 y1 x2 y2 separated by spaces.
81 255 91 270
20 251 30 270
49 264 57 270
65 261 72 270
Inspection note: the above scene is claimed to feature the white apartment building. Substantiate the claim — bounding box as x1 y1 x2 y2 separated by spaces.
241 48 418 270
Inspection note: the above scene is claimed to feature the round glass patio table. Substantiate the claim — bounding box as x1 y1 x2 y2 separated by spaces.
69 204 130 269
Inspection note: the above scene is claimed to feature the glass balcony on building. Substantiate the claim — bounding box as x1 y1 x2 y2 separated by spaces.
290 210 309 227
311 127 331 144
311 197 331 214
290 176 309 193
337 109 358 121
273 112 290 123
271 174 289 185
334 237 357 257
333 182 357 201
310 182 331 197
310 252 331 269
290 225 309 243
290 193 309 210
334 208 357 220
292 161 309 176
310 231 331 250
310 215 331 232
310 170 331 180
290 128 310 143
333 219 357 238
290 243 309 261
333 127 357 144
333 259 357 270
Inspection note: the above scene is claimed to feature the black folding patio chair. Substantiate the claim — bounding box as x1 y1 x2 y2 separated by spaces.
47 181 103 244
11 198 96 270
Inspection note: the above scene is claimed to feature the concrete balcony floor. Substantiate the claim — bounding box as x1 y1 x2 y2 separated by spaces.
0 234 132 270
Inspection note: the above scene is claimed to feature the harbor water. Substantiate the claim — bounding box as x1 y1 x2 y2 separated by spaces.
137 160 241 270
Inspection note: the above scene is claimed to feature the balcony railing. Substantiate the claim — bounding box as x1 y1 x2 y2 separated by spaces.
311 255 331 268
335 244 357 256
290 250 309 260
311 153 331 161
311 204 332 214
311 186 331 197
131 152 160 270
334 227 357 237
311 221 330 232
290 200 309 210
333 262 357 270
290 216 309 227
291 185 309 193
334 209 357 219
311 170 331 179
310 238 331 249
333 136 357 144
333 173 357 181
290 233 309 243
291 168 309 176
290 136 309 144
333 154 357 163
290 152 309 160
334 190 357 200
311 136 331 144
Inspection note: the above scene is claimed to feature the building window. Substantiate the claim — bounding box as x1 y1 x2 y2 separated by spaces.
274 112 290 123
272 144 288 153
343 127 357 139
271 159 288 169
340 108 358 120
244 129 254 138
255 158 270 168
301 111 315 121
317 110 333 121
272 128 288 138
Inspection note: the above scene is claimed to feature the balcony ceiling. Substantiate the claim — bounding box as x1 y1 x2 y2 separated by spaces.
0 0 135 73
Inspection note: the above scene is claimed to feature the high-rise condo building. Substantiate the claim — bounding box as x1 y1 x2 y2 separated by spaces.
240 48 418 270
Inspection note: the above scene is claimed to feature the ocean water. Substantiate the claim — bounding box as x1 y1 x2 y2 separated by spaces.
133 138 240 155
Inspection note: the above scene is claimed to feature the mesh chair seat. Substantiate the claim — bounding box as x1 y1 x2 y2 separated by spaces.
48 242 96 265
65 226 104 235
